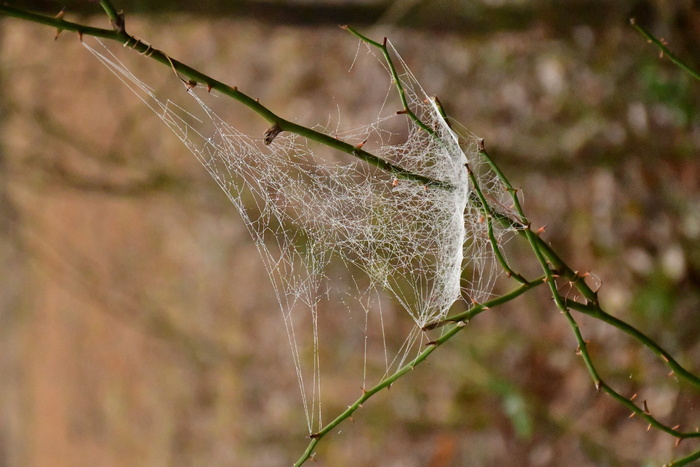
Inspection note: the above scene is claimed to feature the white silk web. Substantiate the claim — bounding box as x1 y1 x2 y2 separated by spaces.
82 38 512 433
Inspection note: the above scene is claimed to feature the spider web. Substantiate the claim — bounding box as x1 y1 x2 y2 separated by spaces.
82 37 512 434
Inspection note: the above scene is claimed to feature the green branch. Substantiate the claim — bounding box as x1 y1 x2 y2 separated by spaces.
294 278 539 466
0 2 452 190
630 18 700 82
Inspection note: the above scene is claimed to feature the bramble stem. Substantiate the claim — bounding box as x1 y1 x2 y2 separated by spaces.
294 278 540 466
0 3 452 190
3 3 700 465
630 18 700 82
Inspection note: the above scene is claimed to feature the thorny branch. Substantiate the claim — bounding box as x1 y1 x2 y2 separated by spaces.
1 2 699 466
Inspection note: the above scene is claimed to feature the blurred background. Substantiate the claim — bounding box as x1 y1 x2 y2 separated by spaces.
1 0 700 465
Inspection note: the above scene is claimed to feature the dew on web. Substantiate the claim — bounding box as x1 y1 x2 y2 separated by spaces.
82 37 513 434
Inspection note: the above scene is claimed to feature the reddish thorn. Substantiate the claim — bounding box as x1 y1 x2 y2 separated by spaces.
339 24 349 30
392 179 399 188
630 393 638 401
643 400 650 414
207 84 213 92
675 438 682 448
672 424 681 430
647 423 652 431
396 109 409 115
535 225 547 235
629 412 636 419
382 37 388 47
77 31 83 42
355 138 368 149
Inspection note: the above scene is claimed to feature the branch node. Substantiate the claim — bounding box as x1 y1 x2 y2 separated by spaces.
111 10 127 34
264 123 283 145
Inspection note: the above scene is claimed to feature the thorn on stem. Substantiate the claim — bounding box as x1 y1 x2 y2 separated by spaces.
478 138 485 151
630 393 638 401
54 8 66 40
675 438 682 448
594 380 602 391
354 138 368 149
672 424 681 430
643 400 650 414
629 17 636 25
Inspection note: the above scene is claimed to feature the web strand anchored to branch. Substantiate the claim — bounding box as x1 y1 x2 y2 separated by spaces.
80 34 513 434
